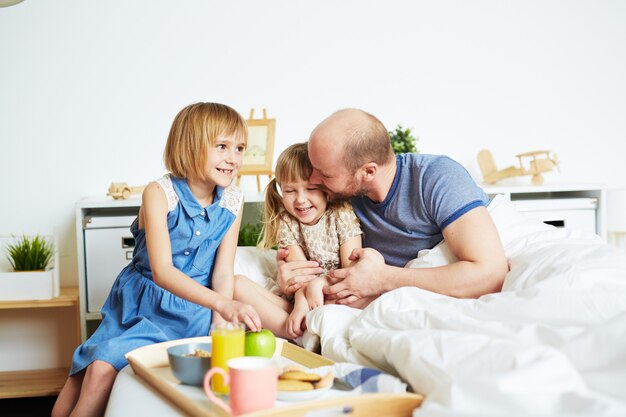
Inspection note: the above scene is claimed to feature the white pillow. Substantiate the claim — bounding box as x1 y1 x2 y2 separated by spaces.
486 194 556 256
233 247 277 288
405 241 457 268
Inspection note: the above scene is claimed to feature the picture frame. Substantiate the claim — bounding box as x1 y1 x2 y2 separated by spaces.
237 109 275 191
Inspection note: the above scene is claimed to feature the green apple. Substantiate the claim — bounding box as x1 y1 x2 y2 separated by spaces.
245 328 276 357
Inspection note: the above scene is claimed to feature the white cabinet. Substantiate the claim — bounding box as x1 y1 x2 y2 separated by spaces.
84 214 137 313
480 183 606 239
75 197 142 340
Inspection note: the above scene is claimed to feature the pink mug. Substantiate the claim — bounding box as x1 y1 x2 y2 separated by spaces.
204 356 277 416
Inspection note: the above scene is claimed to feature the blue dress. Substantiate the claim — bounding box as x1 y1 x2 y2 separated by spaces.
70 175 243 374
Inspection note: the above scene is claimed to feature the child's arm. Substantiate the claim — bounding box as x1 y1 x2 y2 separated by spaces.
285 244 332 312
142 184 260 331
339 235 362 268
210 202 259 327
287 287 309 338
284 244 308 263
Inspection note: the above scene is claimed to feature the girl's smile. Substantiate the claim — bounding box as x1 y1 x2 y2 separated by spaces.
216 167 235 177
205 134 245 186
281 180 327 225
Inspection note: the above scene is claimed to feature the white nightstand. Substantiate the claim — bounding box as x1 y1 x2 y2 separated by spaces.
480 183 606 240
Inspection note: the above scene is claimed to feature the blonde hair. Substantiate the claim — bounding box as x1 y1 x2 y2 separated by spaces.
259 143 310 248
259 142 347 249
163 102 247 181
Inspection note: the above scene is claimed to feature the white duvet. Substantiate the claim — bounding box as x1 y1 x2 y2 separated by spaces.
304 195 626 417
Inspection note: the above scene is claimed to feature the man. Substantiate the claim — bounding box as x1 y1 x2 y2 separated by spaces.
277 108 508 304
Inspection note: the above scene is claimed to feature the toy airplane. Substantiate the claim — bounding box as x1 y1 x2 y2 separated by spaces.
477 149 559 185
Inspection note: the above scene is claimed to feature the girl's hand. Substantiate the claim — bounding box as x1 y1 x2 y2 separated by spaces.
211 314 226 328
219 300 262 332
286 306 308 339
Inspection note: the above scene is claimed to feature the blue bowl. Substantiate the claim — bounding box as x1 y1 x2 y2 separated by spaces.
167 342 212 386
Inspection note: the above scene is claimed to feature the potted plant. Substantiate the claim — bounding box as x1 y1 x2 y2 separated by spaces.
0 234 59 301
6 235 54 272
238 223 263 247
389 124 419 154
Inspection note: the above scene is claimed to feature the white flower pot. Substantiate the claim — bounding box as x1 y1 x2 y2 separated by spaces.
0 235 59 301
0 270 56 301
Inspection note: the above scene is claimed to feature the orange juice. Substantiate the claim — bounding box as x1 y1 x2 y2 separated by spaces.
210 323 245 394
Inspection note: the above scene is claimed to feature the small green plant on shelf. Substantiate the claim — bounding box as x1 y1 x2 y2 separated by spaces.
238 223 263 247
389 124 419 154
5 235 54 271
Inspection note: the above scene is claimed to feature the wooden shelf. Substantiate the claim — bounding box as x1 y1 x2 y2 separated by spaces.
0 367 69 399
0 287 79 399
0 287 78 310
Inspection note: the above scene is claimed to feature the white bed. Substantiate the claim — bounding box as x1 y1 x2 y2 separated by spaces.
240 195 626 417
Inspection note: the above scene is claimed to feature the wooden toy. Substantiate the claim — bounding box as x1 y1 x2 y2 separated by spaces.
107 182 145 199
477 149 559 185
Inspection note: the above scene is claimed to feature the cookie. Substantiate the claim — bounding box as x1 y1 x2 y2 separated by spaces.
313 372 333 389
278 379 314 391
281 365 306 374
279 371 322 382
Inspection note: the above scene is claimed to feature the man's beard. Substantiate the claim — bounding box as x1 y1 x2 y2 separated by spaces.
324 179 369 202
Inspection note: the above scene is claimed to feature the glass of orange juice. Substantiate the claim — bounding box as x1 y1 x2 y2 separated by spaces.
210 322 245 395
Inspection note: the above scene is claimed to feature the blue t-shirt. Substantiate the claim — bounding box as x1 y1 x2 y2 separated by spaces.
351 154 488 267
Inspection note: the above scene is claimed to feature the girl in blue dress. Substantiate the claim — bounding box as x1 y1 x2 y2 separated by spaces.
52 102 262 417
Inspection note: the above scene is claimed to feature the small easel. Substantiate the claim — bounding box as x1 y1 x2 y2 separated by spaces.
236 109 275 192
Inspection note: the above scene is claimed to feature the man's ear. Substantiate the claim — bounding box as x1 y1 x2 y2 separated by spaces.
361 162 377 181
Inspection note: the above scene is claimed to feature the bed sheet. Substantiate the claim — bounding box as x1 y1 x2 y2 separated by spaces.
304 195 626 416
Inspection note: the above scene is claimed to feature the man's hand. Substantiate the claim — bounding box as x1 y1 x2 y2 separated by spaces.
276 248 323 296
324 248 387 304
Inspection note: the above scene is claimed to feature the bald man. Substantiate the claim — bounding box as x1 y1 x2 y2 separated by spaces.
276 109 508 304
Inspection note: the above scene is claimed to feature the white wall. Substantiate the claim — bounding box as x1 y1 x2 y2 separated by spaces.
2 0 626 289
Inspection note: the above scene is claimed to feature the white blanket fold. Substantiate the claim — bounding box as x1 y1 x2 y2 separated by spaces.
304 195 626 416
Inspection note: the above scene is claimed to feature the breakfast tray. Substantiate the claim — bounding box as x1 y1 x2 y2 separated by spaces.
126 336 423 417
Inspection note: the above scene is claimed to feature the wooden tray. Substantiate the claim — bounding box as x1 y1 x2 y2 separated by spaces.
126 336 423 417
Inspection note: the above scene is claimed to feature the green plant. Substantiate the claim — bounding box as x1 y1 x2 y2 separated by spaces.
238 223 263 247
389 124 419 154
6 235 54 271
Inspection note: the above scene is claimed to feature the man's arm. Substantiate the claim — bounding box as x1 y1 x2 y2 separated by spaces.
275 248 324 296
325 207 508 300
